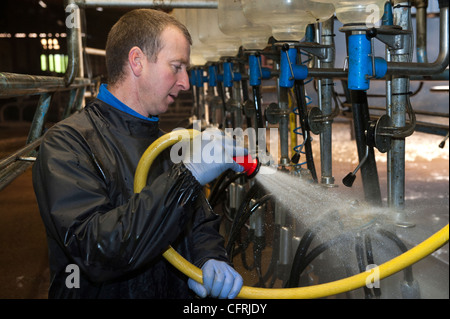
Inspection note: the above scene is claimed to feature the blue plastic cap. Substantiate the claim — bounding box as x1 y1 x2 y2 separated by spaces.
280 48 308 88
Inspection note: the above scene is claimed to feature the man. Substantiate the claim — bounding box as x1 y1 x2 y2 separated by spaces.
32 9 243 299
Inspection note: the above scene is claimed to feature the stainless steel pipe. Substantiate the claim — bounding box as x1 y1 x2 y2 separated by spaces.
0 73 91 98
387 6 449 76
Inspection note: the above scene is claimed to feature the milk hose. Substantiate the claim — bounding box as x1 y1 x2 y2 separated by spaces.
134 129 449 299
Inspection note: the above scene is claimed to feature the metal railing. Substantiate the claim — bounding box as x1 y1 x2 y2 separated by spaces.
0 0 93 191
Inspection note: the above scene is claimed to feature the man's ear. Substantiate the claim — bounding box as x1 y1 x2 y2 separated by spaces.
128 46 145 77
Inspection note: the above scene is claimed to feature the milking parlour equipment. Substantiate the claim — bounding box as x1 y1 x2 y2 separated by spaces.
0 0 447 300
166 0 450 298
204 0 367 292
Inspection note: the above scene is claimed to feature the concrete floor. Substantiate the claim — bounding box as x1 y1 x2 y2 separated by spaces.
0 120 448 299
0 167 48 299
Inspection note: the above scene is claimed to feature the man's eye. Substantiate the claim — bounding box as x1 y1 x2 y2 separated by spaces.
173 65 182 72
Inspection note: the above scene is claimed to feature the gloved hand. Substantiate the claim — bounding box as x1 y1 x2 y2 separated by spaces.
182 128 247 185
188 259 243 299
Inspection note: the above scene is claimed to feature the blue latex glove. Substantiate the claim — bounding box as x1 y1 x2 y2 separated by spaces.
188 259 243 299
182 128 247 185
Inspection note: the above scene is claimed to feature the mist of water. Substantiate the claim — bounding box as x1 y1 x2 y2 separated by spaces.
253 165 404 280
255 165 395 233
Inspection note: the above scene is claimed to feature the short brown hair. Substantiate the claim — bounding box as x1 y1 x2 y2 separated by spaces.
105 9 192 85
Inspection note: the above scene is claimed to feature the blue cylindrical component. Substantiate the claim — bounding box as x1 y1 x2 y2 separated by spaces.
261 68 271 80
280 47 308 88
195 69 206 88
305 24 315 42
348 34 371 91
279 48 295 87
223 61 233 87
373 57 387 79
249 54 272 86
249 55 261 86
194 69 200 87
382 1 393 26
189 69 196 87
348 34 387 90
208 65 218 87
223 61 241 87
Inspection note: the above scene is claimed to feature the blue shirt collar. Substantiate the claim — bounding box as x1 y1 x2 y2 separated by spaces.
97 84 159 122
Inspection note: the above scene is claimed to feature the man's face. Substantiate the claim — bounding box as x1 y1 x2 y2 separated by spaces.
138 26 191 116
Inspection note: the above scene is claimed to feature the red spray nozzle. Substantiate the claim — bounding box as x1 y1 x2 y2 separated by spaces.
233 155 260 178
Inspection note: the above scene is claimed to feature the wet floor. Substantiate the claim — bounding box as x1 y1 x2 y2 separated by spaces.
0 120 448 299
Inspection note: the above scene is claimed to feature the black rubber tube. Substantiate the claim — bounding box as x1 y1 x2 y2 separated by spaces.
294 80 318 182
349 90 382 205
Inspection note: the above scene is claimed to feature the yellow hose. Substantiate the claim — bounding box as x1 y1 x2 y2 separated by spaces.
289 88 297 159
134 130 449 299
134 129 201 194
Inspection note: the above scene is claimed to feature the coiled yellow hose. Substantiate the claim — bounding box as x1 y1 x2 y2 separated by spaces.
134 129 449 299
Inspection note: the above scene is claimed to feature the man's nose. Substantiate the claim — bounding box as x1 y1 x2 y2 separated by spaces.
178 69 190 91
